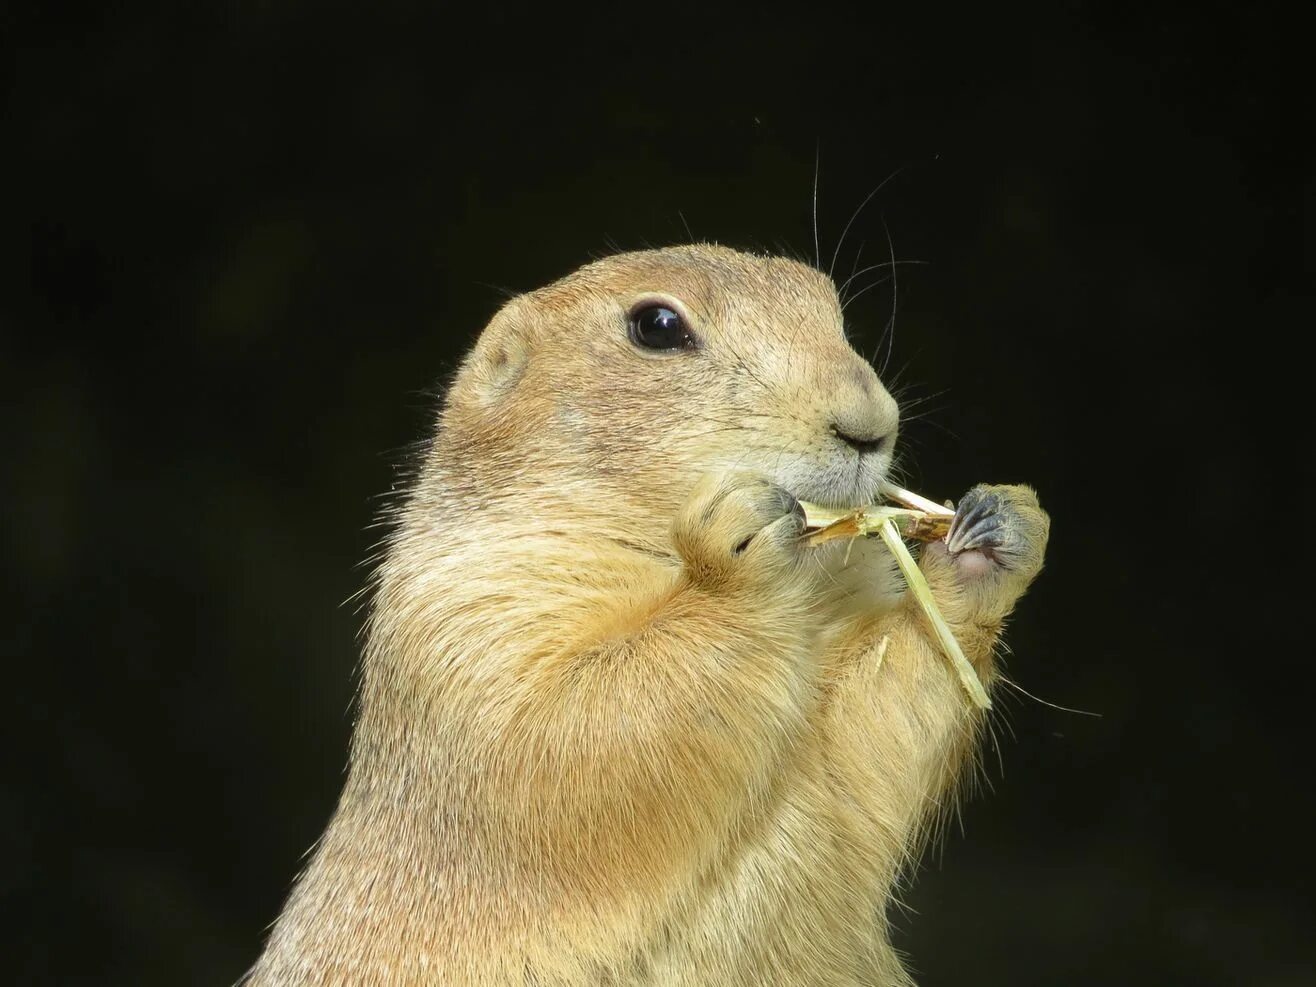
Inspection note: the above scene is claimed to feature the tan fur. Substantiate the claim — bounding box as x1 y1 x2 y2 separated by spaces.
246 245 1050 986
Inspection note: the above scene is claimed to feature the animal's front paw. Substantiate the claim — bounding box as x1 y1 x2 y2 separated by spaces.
673 472 806 589
945 484 1050 586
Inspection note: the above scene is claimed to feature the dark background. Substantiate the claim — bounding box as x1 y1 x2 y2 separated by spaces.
4 2 1310 984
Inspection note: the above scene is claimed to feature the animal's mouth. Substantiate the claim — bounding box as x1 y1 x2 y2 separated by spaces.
793 487 879 512
709 445 891 513
781 456 887 512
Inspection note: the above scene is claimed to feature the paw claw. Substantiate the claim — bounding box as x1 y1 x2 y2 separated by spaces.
948 514 1004 555
944 484 1048 581
946 487 999 552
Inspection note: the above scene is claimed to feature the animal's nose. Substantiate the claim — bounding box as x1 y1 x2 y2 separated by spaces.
825 357 899 456
830 423 891 455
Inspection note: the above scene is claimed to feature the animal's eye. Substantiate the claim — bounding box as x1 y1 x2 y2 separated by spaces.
628 304 695 351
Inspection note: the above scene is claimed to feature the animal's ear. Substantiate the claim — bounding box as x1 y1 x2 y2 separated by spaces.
451 298 533 410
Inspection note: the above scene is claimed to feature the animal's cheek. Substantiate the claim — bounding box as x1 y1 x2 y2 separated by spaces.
553 404 590 437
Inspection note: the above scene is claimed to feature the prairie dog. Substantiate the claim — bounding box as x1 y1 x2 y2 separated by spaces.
247 244 1050 986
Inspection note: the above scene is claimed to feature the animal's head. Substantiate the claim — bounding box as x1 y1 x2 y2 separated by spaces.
435 244 900 521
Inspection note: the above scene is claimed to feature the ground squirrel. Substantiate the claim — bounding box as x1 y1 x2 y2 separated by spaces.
246 244 1050 986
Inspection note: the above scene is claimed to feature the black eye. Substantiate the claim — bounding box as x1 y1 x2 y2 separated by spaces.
629 304 694 351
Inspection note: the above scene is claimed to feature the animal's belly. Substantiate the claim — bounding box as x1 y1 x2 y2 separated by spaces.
631 793 894 986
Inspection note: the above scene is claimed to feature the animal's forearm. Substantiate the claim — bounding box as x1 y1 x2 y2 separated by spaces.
452 575 816 877
822 557 1005 865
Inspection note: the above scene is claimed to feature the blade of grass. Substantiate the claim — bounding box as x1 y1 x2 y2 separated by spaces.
876 519 991 709
800 504 951 546
880 483 954 517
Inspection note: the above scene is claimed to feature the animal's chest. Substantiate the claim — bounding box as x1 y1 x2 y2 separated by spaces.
635 767 892 986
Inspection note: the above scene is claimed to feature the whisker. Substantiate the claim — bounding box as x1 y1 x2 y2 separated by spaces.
838 260 927 304
827 165 906 279
812 144 822 270
996 676 1103 718
841 274 893 312
849 242 866 286
880 217 899 378
677 210 695 242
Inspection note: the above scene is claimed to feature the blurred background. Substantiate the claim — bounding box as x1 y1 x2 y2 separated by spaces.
4 2 1309 984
